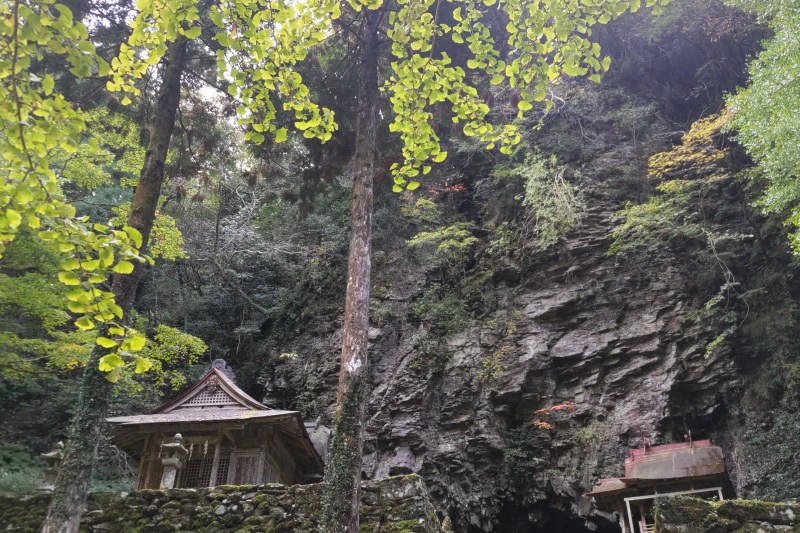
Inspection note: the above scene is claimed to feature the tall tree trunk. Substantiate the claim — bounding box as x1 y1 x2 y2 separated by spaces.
41 37 187 533
320 9 381 533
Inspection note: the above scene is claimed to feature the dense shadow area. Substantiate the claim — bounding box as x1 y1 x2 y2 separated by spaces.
472 503 620 533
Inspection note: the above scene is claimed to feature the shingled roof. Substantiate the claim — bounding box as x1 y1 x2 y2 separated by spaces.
107 359 324 473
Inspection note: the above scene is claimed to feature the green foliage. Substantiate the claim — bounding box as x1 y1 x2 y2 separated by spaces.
0 0 107 253
385 0 672 189
0 229 93 376
0 0 162 381
405 195 479 275
69 108 146 190
495 153 584 250
610 114 733 252
411 284 471 372
111 203 187 261
114 0 670 194
44 108 145 192
369 299 393 327
110 0 338 146
740 411 800 501
726 2 800 254
610 113 753 356
478 344 513 383
610 114 733 257
400 198 441 225
133 325 207 391
0 444 40 497
0 468 41 497
504 425 546 489
413 284 471 334
0 443 37 472
407 222 478 273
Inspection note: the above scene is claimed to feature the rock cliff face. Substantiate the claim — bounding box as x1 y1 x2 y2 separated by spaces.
257 4 796 532
263 207 742 531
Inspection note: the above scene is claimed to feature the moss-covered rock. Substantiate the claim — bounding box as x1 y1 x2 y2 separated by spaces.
0 475 442 533
656 497 800 533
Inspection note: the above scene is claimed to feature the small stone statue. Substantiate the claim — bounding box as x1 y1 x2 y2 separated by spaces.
160 433 188 489
441 516 453 532
39 441 65 492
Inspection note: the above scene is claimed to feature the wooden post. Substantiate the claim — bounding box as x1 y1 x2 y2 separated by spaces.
134 434 150 490
639 503 648 532
618 511 628 533
208 435 222 487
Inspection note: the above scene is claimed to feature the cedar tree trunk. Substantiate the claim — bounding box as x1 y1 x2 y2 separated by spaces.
320 9 381 533
41 37 187 533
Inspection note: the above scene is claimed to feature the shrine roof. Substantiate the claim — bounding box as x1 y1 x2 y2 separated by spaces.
106 408 298 426
107 359 302 427
106 359 325 473
623 439 724 480
588 440 727 502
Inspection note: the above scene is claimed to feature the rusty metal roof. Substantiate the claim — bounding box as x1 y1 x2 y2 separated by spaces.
588 440 727 501
624 440 725 480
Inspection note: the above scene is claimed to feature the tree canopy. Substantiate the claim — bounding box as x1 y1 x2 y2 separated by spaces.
4 0 677 530
726 1 800 252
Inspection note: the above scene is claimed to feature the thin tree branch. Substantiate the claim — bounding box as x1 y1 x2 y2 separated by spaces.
210 258 270 315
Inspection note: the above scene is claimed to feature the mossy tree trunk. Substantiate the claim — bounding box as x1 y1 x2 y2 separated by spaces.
320 9 381 533
40 37 188 533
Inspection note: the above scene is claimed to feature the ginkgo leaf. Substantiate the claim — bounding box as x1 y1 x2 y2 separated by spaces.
58 271 81 285
98 354 125 371
61 258 80 271
135 357 153 373
67 301 86 313
66 289 86 301
96 337 118 348
5 210 21 229
184 26 202 39
123 334 146 351
112 261 134 274
123 226 143 248
75 316 95 330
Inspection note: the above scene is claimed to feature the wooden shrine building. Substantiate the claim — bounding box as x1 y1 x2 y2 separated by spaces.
107 359 324 490
588 438 730 533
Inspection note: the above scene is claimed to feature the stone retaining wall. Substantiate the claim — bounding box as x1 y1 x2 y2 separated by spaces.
655 496 799 532
0 475 444 533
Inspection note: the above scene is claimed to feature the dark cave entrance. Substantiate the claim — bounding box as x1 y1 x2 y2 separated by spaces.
469 502 620 533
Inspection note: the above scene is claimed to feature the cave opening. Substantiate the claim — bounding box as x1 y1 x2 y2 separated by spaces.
469 502 620 533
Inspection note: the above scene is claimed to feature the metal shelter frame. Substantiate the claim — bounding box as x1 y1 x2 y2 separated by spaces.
623 486 724 533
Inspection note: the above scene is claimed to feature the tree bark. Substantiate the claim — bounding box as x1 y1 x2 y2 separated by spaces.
320 9 381 533
111 37 188 318
41 37 187 533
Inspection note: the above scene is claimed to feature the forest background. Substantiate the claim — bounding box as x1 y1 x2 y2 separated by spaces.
2 0 800 530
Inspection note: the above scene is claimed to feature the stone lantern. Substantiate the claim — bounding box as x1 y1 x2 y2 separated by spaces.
159 433 188 489
39 441 64 492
